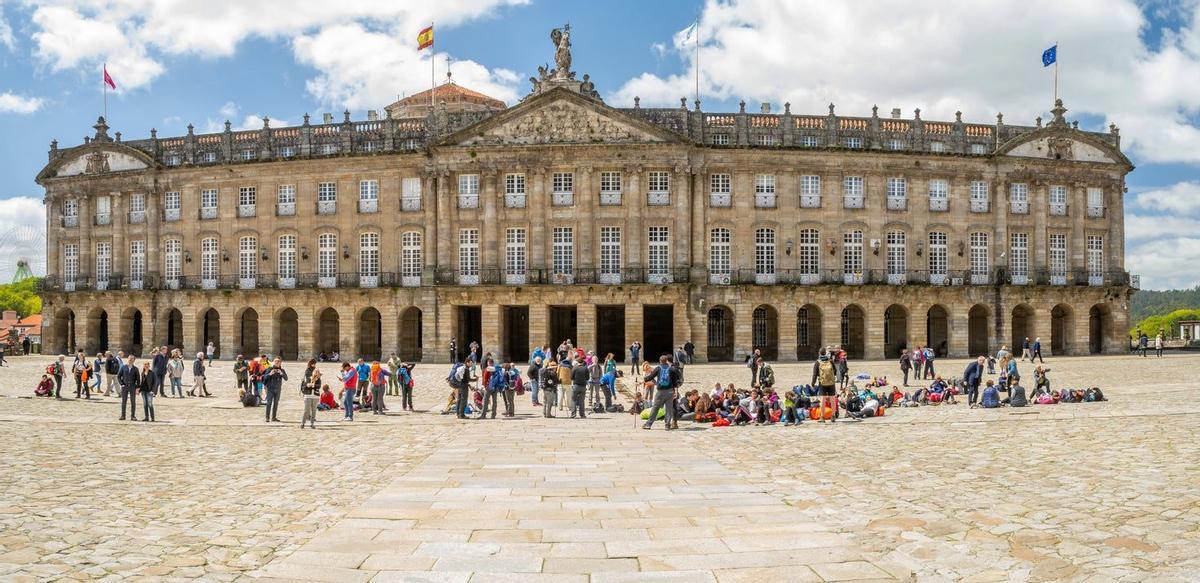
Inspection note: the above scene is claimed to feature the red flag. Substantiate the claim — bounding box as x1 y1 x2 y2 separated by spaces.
417 25 433 50
103 65 117 90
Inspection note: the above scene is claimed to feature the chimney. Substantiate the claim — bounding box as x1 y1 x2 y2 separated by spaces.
760 102 771 114
322 113 333 124
890 108 902 119
367 110 378 121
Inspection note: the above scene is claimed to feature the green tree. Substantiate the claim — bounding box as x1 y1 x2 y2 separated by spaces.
0 277 42 318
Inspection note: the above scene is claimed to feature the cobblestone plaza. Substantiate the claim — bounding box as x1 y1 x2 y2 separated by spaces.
0 353 1196 582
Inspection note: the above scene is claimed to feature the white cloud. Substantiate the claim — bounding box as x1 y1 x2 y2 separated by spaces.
0 196 48 280
26 0 528 107
0 92 45 114
1131 181 1200 215
612 0 1200 166
0 4 14 51
1127 237 1200 290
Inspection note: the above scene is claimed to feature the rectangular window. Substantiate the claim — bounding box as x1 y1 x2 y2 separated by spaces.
164 239 181 288
163 191 181 222
799 175 821 208
1010 183 1029 214
800 135 820 148
458 229 479 284
709 173 732 207
844 136 863 149
1049 185 1068 215
95 241 111 288
401 177 422 211
970 232 989 284
238 186 256 217
600 171 622 205
843 231 863 284
930 141 945 153
754 174 776 208
1049 234 1068 284
709 228 731 283
359 180 379 213
552 172 574 206
970 143 988 155
886 231 906 284
648 226 670 282
359 232 380 287
647 171 670 206
239 236 258 287
277 235 296 287
201 151 217 163
128 193 145 212
63 199 78 217
239 149 255 161
277 184 296 216
401 232 422 286
317 233 337 287
928 232 948 284
201 238 219 288
128 240 145 288
599 226 622 283
95 195 112 225
755 134 775 146
505 228 527 283
886 177 907 210
886 138 904 150
317 182 337 214
1087 235 1104 284
1087 187 1105 217
798 229 820 283
928 179 949 211
970 181 989 213
843 176 864 208
754 228 776 283
1010 232 1029 284
552 227 574 281
458 174 480 209
505 173 526 208
710 133 730 145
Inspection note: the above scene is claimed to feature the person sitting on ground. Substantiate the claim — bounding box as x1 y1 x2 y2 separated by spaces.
35 374 54 397
1008 380 1029 407
676 390 697 421
980 380 1002 408
694 392 714 422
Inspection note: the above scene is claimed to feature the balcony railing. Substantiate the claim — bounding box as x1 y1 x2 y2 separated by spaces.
1087 205 1106 218
647 191 670 206
800 194 821 208
504 271 527 285
1010 201 1029 214
238 204 256 218
709 193 731 208
401 197 421 211
599 191 622 206
201 277 217 289
1049 202 1067 216
401 274 421 287
129 278 144 290
163 208 181 222
886 197 907 211
239 277 257 289
970 272 990 285
276 202 295 216
754 194 776 209
504 194 526 208
317 200 337 215
886 272 907 285
318 274 337 288
358 199 378 213
61 215 78 228
128 210 146 224
277 275 296 289
95 213 111 226
843 195 864 209
1011 273 1029 285
929 198 948 212
199 207 218 220
970 199 989 213
552 192 573 206
458 195 479 209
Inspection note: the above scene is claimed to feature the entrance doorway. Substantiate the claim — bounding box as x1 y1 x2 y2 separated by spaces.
752 305 779 360
456 306 482 361
1089 304 1110 354
316 307 339 356
166 308 182 351
277 308 298 360
502 306 530 363
840 305 865 360
1011 304 1034 353
201 308 220 358
1051 304 1073 355
87 308 108 354
129 309 144 356
796 305 822 361
707 306 734 362
358 307 382 361
883 304 908 358
968 304 989 357
643 305 674 362
596 305 626 361
399 307 423 361
926 305 949 356
548 306 577 348
239 308 259 356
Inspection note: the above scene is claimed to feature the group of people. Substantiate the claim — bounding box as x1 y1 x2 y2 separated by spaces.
37 347 216 421
1134 331 1165 358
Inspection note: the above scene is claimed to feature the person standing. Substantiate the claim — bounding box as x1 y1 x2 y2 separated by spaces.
811 352 838 423
912 345 924 380
1021 337 1031 361
570 357 589 419
104 351 120 396
262 357 288 422
1138 333 1149 357
138 361 156 422
964 356 985 408
683 340 695 365
190 352 210 397
50 355 65 399
398 362 414 411
527 357 542 407
834 347 849 390
118 355 140 421
386 353 401 397
339 361 357 421
479 360 502 419
368 361 389 415
301 367 321 428
449 337 457 363
1155 332 1164 358
234 355 250 397
502 363 517 417
586 353 602 409
452 358 475 419
1032 337 1045 363
206 341 216 362
923 346 936 380
898 349 912 386
354 358 370 407
152 347 168 397
540 359 559 417
642 355 679 430
71 350 88 399
92 352 104 393
167 350 185 397
557 358 572 412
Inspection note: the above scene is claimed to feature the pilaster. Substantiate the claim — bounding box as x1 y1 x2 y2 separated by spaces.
576 302 596 352
482 171 499 271
481 303 500 361
531 170 547 269
626 168 642 269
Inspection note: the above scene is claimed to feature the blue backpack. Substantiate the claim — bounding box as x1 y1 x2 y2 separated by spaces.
981 386 1001 408
446 363 464 389
657 366 672 388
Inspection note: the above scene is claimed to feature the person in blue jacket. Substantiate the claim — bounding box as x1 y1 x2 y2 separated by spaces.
963 355 985 408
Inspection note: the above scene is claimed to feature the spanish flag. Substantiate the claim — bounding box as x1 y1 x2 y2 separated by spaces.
417 25 433 50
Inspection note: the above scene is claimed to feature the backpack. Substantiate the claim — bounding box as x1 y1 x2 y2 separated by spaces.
45 363 58 375
446 363 464 389
592 401 604 414
1036 393 1055 405
1009 385 1028 407
817 360 835 386
656 366 671 388
760 365 775 387
241 389 259 407
1085 387 1106 402
981 386 1000 408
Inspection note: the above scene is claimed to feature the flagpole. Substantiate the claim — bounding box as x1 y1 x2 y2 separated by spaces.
694 21 700 105
430 21 435 111
1053 42 1059 102
103 62 107 121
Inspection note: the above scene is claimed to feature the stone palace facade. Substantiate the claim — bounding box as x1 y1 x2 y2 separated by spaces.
37 35 1135 363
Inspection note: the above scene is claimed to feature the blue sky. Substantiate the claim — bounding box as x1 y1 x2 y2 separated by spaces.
0 0 1198 289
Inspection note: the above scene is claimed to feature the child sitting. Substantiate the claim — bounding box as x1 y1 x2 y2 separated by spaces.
318 384 338 411
35 374 53 397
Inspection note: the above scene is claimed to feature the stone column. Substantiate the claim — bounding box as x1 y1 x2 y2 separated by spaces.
1034 304 1053 356
148 190 161 279
689 170 706 282
675 166 692 271
777 301 798 362
218 305 236 361
422 293 442 362
1071 183 1086 272
577 302 596 352
1033 183 1047 270
734 303 754 362
79 196 93 281
993 179 1008 273
821 302 842 355
530 171 547 270
296 308 314 361
1109 180 1125 271
46 195 60 278
482 171 499 272
625 302 643 357
380 302 399 358
529 303 548 351
432 172 449 280
691 300 709 363
863 310 885 361
481 303 500 360
948 303 969 358
578 167 595 269
626 168 642 272
911 304 928 352
111 192 125 280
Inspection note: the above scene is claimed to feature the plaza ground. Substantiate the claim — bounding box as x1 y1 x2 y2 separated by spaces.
0 352 1196 582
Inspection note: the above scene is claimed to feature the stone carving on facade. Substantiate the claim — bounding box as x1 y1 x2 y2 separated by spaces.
84 151 110 175
551 26 572 79
527 25 603 101
1047 137 1074 160
468 101 655 145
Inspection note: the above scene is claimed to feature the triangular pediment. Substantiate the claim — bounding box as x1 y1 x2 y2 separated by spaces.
38 142 156 182
998 127 1132 169
440 88 684 147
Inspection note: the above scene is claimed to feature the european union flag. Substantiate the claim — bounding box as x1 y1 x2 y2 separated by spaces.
1042 45 1057 67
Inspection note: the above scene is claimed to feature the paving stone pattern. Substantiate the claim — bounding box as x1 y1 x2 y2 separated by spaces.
0 353 1196 581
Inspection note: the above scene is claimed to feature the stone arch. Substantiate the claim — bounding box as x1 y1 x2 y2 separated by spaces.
752 304 779 360
968 304 990 357
120 307 144 356
52 308 77 355
840 304 865 360
1089 303 1112 354
275 307 299 361
706 305 734 362
1011 303 1035 353
926 304 950 357
357 307 382 361
198 307 221 359
163 308 183 352
237 307 260 357
399 307 423 361
796 304 822 361
315 307 341 358
883 304 909 358
86 307 109 354
1051 304 1074 356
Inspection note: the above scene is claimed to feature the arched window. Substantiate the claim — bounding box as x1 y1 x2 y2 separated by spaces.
200 237 219 288
401 232 422 286
709 228 731 283
239 235 257 287
278 235 296 288
754 228 776 283
318 233 338 287
798 228 819 282
359 232 380 287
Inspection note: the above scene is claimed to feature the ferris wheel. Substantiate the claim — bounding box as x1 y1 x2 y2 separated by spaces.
0 224 47 282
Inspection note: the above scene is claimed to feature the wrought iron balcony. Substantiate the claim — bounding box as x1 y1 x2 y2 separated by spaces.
276 202 295 216
95 213 111 226
647 191 670 206
61 215 78 228
317 200 337 215
552 192 573 206
970 199 989 213
358 199 378 213
458 195 479 209
128 210 146 224
199 207 218 220
800 194 821 208
401 197 421 211
163 208 181 222
709 193 731 208
928 198 948 212
842 195 864 209
238 204 257 218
